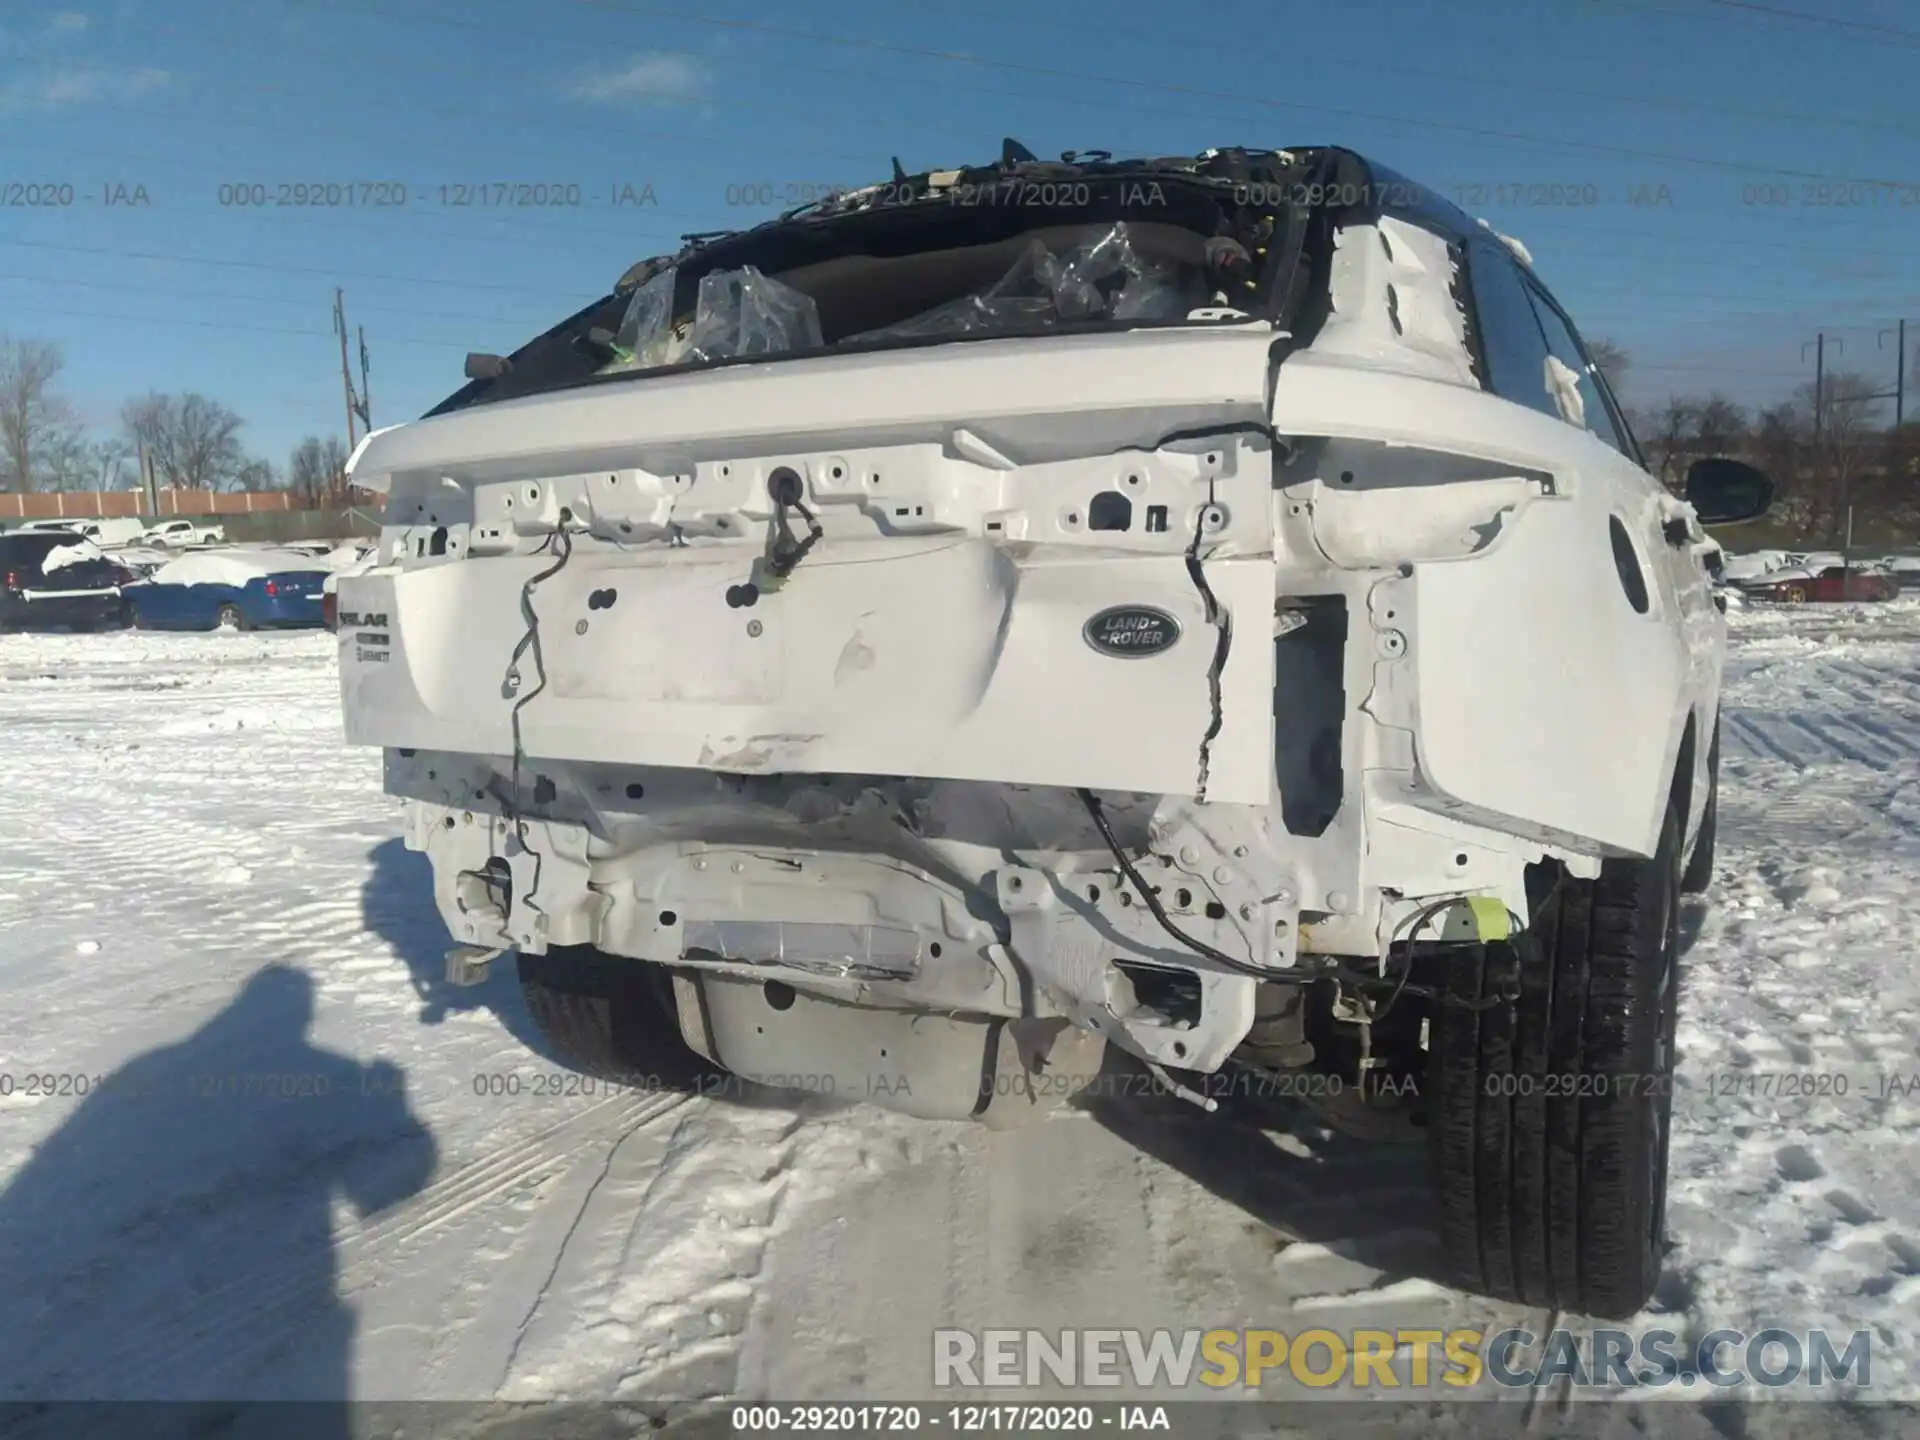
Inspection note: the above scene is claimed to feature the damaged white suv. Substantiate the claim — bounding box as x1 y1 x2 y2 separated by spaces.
337 143 1772 1318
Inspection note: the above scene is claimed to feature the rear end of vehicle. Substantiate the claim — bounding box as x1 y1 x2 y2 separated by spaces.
336 145 1767 1318
122 582 229 630
0 534 129 632
239 570 328 628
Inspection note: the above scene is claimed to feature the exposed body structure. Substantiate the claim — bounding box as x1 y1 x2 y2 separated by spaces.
335 145 1772 1318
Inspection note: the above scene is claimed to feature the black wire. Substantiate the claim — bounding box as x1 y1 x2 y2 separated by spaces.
1075 788 1287 981
493 522 576 925
767 492 823 577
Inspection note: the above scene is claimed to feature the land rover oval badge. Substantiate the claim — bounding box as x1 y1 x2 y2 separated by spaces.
1083 604 1181 658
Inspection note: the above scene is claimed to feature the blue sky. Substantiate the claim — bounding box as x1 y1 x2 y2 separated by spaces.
4 0 1919 471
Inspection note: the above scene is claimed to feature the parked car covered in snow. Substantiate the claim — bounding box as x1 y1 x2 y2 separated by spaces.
1716 549 1793 585
144 518 227 548
1876 555 1920 589
1739 563 1899 604
124 548 329 630
334 143 1776 1319
0 530 135 631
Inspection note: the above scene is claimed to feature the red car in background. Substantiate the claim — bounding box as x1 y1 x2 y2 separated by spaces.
1743 564 1901 603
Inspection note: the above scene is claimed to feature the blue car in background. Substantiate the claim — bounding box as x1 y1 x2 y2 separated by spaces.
124 552 330 631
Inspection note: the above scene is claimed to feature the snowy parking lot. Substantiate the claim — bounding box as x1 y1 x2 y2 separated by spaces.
1 603 1918 1422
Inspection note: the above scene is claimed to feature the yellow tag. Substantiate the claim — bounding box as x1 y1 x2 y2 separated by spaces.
1463 895 1511 942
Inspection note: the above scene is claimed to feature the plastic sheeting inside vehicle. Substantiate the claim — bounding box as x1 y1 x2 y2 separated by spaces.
687 266 824 362
847 223 1204 343
609 267 678 371
605 265 824 373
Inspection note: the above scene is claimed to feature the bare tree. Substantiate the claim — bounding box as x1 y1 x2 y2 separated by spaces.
120 392 248 490
1750 399 1807 492
42 428 96 492
1801 372 1883 541
1692 395 1747 456
0 334 80 493
1641 396 1701 486
1587 337 1629 392
234 457 277 491
88 437 134 492
287 435 349 507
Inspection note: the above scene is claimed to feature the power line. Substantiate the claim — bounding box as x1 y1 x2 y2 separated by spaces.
1702 0 1920 42
867 0 1920 140
5 139 701 255
0 302 472 349
555 0 1916 185
1582 0 1920 46
216 0 1920 148
12 234 1920 343
0 269 552 328
0 237 597 298
260 0 1920 187
1634 362 1812 377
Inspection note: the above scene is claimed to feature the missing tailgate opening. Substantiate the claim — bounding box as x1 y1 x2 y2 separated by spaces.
1274 594 1347 837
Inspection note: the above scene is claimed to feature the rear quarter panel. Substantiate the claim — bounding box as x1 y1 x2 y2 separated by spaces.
1272 356 1705 857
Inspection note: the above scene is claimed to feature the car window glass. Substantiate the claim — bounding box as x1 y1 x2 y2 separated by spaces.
1466 241 1561 423
1523 282 1629 456
0 536 64 565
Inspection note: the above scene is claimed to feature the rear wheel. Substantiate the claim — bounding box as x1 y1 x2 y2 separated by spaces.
1680 721 1719 895
215 603 247 631
1427 804 1682 1319
517 946 707 1090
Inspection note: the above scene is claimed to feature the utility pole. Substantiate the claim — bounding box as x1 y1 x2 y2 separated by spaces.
333 289 359 456
356 325 372 435
138 439 157 517
1803 332 1847 563
1878 319 1909 429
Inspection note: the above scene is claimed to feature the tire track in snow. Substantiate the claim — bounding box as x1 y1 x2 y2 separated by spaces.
495 1103 816 1402
46 1089 696 1399
1786 713 1877 766
1723 710 1803 767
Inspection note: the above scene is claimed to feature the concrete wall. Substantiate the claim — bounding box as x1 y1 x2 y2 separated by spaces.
218 509 382 543
0 489 382 521
1 506 381 544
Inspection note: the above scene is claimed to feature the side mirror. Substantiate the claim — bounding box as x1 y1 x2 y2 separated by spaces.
1685 457 1774 526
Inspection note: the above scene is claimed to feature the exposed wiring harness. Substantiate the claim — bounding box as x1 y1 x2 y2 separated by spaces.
764 467 822 579
1077 785 1524 1014
1076 787 1276 980
489 518 577 929
1346 895 1529 1020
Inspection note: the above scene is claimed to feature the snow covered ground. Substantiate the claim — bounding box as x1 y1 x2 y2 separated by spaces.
1 603 1917 1428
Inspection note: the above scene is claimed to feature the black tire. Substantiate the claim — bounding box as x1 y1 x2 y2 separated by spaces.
517 945 707 1090
1427 804 1682 1319
1680 722 1720 895
216 603 246 631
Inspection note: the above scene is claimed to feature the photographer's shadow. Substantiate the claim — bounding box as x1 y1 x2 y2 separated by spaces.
361 838 552 1059
0 965 436 1430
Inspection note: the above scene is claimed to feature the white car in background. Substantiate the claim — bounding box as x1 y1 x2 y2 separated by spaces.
1878 555 1920 589
335 143 1778 1319
145 519 227 548
7 517 150 547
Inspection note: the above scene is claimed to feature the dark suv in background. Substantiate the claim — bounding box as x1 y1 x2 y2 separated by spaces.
0 530 134 632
